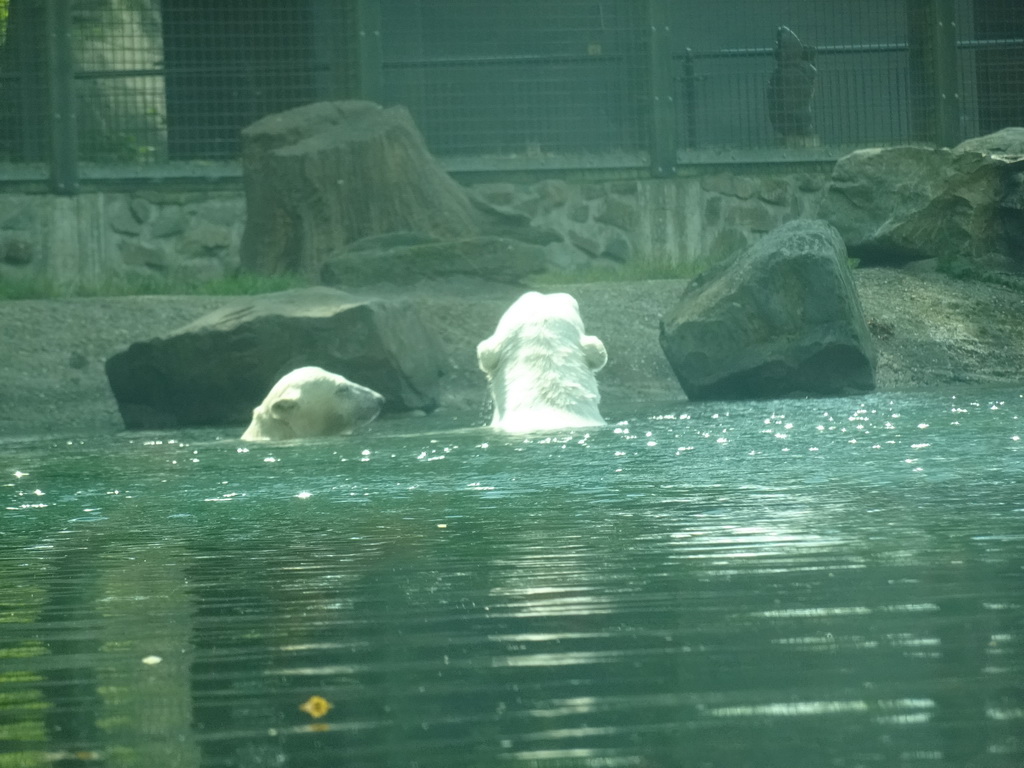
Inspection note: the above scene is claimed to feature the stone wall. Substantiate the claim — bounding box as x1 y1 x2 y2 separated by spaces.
0 191 245 292
474 169 827 276
0 167 829 293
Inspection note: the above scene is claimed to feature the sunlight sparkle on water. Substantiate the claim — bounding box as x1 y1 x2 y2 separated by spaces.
1 387 1021 767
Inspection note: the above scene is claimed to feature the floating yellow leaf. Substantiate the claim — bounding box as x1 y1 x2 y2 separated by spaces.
299 695 333 719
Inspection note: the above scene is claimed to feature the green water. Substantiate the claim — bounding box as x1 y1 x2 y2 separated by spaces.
1 388 1022 768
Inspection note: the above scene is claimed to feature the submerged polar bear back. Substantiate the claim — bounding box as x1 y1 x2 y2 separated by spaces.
477 291 607 433
241 366 384 441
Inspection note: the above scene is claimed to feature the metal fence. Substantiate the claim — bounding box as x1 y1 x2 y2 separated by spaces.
0 0 1022 190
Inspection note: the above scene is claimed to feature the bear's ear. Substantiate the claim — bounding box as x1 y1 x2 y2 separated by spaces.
269 398 300 419
581 335 608 372
477 336 502 374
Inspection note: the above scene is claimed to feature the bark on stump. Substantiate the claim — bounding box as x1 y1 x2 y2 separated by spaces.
239 100 487 277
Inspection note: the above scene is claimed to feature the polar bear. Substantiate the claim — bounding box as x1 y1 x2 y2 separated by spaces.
241 366 385 441
477 291 608 433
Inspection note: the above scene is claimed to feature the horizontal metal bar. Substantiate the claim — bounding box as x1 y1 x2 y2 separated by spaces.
957 37 1024 50
384 53 623 70
73 62 331 80
686 42 908 60
76 160 242 181
45 38 1024 83
676 146 848 165
74 68 166 79
0 143 863 193
441 150 647 175
683 37 1023 62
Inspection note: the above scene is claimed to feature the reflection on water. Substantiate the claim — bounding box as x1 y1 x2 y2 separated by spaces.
1 388 1022 767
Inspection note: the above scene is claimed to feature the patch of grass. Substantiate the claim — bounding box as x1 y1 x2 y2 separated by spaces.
0 276 60 300
0 272 310 300
186 273 311 296
528 260 702 287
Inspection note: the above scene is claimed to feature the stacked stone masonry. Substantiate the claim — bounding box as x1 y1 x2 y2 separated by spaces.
0 169 829 293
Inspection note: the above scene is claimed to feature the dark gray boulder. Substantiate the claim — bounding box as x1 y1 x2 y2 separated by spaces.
820 127 1024 268
105 287 447 430
659 219 876 400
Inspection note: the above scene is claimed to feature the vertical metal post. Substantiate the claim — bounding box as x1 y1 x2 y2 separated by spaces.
357 0 384 103
47 0 77 194
683 48 697 149
907 0 961 147
648 0 676 177
930 0 961 147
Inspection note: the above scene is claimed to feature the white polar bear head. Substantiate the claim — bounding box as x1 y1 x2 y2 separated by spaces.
241 366 385 441
477 291 608 433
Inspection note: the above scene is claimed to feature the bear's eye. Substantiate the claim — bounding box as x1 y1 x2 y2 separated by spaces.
335 383 351 394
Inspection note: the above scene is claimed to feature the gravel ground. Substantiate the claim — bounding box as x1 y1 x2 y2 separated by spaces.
1 268 1023 439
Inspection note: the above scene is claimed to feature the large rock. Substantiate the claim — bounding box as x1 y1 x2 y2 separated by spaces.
659 219 876 400
820 127 1024 268
105 287 447 430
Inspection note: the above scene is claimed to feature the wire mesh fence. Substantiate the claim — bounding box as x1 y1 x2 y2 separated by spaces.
0 0 1021 186
161 1 358 161
73 1 168 163
0 0 48 165
380 0 650 162
960 0 1024 135
676 2 916 152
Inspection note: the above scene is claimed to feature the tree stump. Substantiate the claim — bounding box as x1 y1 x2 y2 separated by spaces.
239 101 488 277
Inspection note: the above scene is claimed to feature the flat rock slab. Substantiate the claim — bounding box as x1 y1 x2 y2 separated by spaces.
105 287 447 430
321 235 549 287
820 127 1024 269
